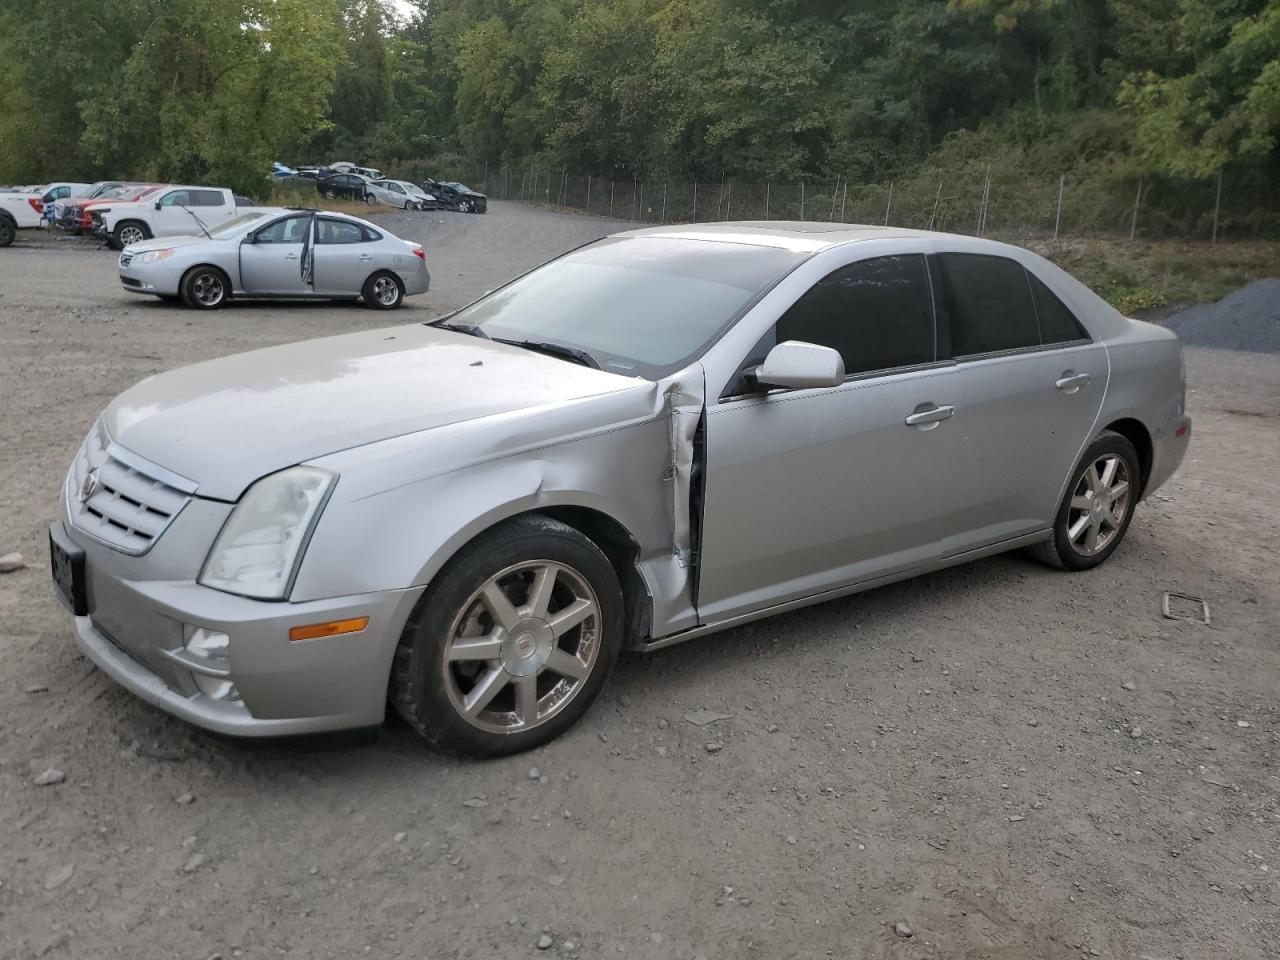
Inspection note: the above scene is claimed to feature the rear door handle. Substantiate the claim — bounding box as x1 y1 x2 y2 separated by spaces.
285 253 299 260
358 254 374 261
905 404 955 428
1056 372 1090 391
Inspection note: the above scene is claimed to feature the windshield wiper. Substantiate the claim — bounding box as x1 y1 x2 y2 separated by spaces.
496 338 600 369
434 320 491 340
180 205 212 240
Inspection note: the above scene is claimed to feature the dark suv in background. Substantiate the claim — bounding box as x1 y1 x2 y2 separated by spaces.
424 179 487 213
316 172 375 204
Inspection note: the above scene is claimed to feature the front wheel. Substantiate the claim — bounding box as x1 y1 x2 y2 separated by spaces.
1028 430 1140 571
458 199 472 213
390 514 623 756
180 265 230 310
113 220 149 250
365 193 376 206
361 270 404 310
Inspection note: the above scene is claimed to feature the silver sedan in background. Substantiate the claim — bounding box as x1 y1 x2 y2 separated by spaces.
369 179 436 209
118 209 430 309
58 223 1188 756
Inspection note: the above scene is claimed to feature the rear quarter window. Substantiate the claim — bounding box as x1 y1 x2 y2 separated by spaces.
1028 272 1090 343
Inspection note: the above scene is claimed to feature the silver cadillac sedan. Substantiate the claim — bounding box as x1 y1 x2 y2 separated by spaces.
52 222 1190 756
117 209 430 309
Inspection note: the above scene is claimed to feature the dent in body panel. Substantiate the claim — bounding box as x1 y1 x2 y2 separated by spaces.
296 367 707 640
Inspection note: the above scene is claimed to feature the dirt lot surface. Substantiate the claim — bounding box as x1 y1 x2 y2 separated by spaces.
1 205 1277 960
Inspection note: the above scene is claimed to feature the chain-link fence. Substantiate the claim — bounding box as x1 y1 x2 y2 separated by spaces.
468 160 1276 243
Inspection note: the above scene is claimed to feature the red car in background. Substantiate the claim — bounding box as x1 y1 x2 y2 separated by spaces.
59 184 164 234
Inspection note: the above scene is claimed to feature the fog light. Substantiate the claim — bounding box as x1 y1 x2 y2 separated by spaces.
185 627 241 702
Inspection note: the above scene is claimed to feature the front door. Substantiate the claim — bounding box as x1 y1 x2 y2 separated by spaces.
697 253 966 622
238 214 313 295
931 252 1108 552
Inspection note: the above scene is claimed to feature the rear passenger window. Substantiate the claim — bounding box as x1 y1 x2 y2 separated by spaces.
775 255 934 376
193 189 224 206
1028 272 1089 343
317 219 365 244
935 253 1039 357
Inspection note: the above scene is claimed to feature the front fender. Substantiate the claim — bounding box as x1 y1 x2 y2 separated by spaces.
292 377 704 638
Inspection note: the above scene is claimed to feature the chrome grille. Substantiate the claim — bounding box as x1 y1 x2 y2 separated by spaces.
67 422 195 555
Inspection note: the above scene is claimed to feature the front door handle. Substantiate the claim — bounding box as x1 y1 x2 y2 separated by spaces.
1056 372 1090 392
358 254 374 261
905 404 956 428
285 253 299 260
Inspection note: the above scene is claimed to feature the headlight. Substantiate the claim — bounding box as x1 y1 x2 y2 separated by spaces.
198 466 335 600
132 249 174 265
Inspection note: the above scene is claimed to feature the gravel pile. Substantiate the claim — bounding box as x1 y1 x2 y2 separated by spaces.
1164 278 1280 354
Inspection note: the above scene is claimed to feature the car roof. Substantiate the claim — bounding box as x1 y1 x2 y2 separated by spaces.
615 221 1042 255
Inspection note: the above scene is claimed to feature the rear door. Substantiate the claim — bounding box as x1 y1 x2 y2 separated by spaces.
312 217 376 295
934 252 1107 551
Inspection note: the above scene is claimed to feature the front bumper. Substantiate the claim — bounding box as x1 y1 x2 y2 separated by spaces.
53 518 424 737
119 255 181 296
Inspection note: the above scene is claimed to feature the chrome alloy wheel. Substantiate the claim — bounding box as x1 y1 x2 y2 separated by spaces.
373 276 400 306
191 272 224 306
118 224 145 247
1067 454 1131 556
443 560 601 734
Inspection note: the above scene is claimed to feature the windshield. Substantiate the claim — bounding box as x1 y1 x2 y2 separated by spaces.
439 237 806 379
447 182 474 193
207 212 267 238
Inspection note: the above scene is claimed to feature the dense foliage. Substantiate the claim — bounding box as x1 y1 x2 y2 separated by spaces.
0 0 1275 202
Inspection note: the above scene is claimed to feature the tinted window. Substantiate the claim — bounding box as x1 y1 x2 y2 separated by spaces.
255 216 309 244
1028 272 1089 344
775 255 934 376
316 219 365 244
192 189 224 206
935 253 1039 357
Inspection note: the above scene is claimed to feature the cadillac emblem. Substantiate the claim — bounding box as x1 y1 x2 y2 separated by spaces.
80 467 100 504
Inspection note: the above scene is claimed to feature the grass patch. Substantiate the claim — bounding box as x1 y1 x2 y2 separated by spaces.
1020 238 1280 314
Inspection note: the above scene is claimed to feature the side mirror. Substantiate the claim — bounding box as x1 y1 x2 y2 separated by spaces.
154 201 162 210
752 341 845 391
243 232 255 244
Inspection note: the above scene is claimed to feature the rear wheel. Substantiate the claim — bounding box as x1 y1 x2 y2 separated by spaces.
113 220 149 250
361 270 404 310
390 514 623 756
180 266 230 310
0 212 15 247
1028 430 1140 571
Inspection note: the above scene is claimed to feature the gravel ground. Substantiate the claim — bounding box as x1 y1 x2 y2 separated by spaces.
1 205 1278 960
1164 279 1280 354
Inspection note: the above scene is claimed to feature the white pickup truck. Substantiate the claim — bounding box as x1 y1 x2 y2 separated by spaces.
92 185 243 249
0 191 45 247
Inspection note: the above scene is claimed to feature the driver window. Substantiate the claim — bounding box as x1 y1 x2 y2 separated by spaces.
775 254 936 377
159 190 192 206
255 216 308 244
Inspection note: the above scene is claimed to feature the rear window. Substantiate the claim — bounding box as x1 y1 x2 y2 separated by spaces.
935 253 1039 357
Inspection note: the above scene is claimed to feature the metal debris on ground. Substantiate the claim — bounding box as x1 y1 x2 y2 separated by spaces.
1161 592 1210 625
683 709 734 726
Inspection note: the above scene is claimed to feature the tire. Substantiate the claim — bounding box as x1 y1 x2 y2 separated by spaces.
361 270 404 310
459 199 473 213
391 513 623 757
179 265 231 310
0 213 15 247
365 193 376 206
325 189 336 199
403 200 414 210
1027 430 1141 571
112 220 149 250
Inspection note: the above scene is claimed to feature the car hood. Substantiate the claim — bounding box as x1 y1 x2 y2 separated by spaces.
102 325 644 501
125 235 217 255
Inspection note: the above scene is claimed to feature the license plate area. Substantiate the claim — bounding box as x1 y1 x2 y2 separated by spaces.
49 524 89 616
